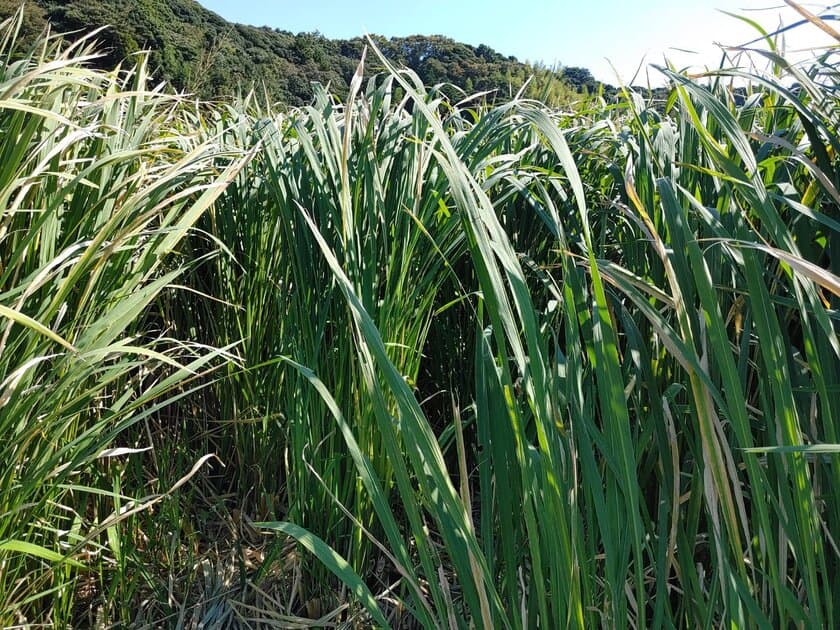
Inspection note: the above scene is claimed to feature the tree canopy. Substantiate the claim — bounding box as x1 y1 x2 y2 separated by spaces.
1 0 609 105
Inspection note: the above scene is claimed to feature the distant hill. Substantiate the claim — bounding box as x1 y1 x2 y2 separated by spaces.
0 0 606 105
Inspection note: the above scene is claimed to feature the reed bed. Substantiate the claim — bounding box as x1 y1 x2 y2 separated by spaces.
0 6 838 627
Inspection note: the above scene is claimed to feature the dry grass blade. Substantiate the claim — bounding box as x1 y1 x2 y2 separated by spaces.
783 0 840 42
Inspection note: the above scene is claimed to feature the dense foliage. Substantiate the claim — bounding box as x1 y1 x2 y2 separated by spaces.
1 5 839 628
0 0 599 105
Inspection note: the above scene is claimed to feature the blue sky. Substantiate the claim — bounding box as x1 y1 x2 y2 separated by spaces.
199 1 835 84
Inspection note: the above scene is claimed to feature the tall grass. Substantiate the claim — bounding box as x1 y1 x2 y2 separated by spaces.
0 9 243 624
1 4 838 627
259 21 840 629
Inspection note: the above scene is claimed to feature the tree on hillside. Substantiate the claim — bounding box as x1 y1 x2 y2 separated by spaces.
0 0 603 106
562 66 598 92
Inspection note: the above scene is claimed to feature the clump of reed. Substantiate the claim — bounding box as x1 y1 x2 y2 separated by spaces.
1 4 838 627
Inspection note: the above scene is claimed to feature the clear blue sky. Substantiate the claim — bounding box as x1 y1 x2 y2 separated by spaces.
199 1 835 84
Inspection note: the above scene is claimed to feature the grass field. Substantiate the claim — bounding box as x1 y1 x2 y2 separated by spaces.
1 5 839 627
